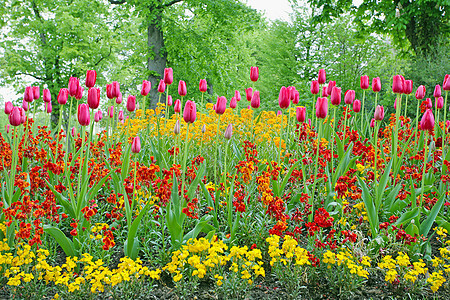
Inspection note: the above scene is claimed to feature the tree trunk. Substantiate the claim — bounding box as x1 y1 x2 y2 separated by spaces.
147 8 167 109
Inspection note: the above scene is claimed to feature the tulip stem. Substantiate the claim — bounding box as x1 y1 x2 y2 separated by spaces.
311 94 316 128
66 97 74 164
343 105 348 143
142 95 146 121
309 121 323 222
330 107 336 177
214 115 221 187
76 126 86 199
165 86 170 127
418 132 429 209
443 91 449 158
374 121 379 204
181 123 190 198
132 158 137 211
415 98 421 153
8 127 20 205
404 95 408 117
360 90 366 133
278 112 284 167
392 93 401 179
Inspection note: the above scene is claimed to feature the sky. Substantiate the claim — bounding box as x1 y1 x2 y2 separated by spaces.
246 0 293 21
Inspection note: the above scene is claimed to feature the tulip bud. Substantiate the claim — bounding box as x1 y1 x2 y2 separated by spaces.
5 101 13 115
436 96 444 110
330 87 341 106
327 81 336 96
278 86 290 109
215 96 227 114
111 81 120 98
443 74 450 91
94 110 102 123
71 127 77 137
344 90 355 105
245 88 253 101
174 99 181 113
372 77 381 92
31 86 39 100
374 105 385 121
108 106 114 118
392 75 403 94
116 92 123 105
426 98 433 109
224 123 233 140
404 80 413 95
311 80 319 95
85 70 97 88
353 100 361 113
230 97 237 109
168 95 173 106
178 80 187 97
308 118 311 127
447 120 450 131
131 136 141 153
360 75 369 90
45 101 52 114
202 124 206 133
9 107 22 126
250 66 259 82
75 86 84 100
164 68 173 85
288 86 296 101
43 89 51 103
77 103 90 126
174 120 180 135
68 77 80 97
24 86 34 102
5 124 10 134
318 69 326 84
251 91 260 109
183 100 197 123
296 106 306 123
141 80 151 96
199 79 207 93
420 109 435 131
106 84 113 99
315 97 328 119
394 99 397 110
415 85 426 100
22 99 28 112
292 90 299 104
277 110 282 116
370 118 375 128
434 84 442 98
235 90 241 102
87 88 100 109
321 86 327 97
118 110 124 122
157 79 166 93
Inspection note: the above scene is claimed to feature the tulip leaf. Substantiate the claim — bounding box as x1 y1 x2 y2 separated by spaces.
43 225 76 258
385 182 403 213
278 159 302 195
395 207 420 227
420 192 446 237
187 162 206 201
376 158 393 210
121 143 132 180
45 179 75 218
126 197 153 259
334 131 344 159
357 177 378 237
183 215 213 243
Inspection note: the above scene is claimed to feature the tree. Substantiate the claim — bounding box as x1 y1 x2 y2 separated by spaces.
305 0 449 56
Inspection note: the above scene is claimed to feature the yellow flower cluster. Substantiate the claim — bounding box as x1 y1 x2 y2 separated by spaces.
90 222 109 240
378 252 428 286
266 235 310 267
322 249 370 279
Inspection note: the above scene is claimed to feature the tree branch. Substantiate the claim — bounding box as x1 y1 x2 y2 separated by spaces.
164 0 183 7
109 0 126 4
94 46 113 66
15 72 44 81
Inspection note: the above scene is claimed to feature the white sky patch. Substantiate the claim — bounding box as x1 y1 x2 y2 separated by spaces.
246 0 293 22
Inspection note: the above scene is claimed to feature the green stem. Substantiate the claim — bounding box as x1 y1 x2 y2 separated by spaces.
214 115 221 185
311 94 316 128
360 90 366 131
343 104 348 143
142 95 146 121
418 132 428 209
415 98 421 153
393 94 401 176
331 107 336 177
65 97 74 163
404 95 408 118
165 85 170 127
132 159 137 212
278 112 284 167
309 121 323 222
443 91 448 162
374 121 379 203
181 123 191 198
76 126 86 199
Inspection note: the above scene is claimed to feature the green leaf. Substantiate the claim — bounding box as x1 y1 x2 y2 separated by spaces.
376 158 393 210
395 207 420 227
357 177 378 237
43 225 76 257
420 193 446 236
126 197 153 259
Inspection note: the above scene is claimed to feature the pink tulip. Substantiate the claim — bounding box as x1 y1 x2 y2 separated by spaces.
404 80 413 95
75 86 84 100
127 95 136 112
374 105 384 121
24 86 34 102
71 127 77 137
415 85 426 100
9 107 22 126
277 110 282 116
372 77 381 92
353 99 361 112
168 95 173 106
215 96 227 115
111 81 120 98
5 124 10 134
85 70 97 88
251 91 260 109
250 66 259 82
224 123 233 140
308 118 311 127
443 74 450 91
344 89 355 105
420 109 435 131
174 99 181 113
327 81 336 96
45 101 52 114
394 99 397 110
436 96 444 110
278 86 290 109
5 101 13 115
43 89 51 103
199 79 207 93
106 84 114 99
32 86 40 100
22 100 28 111
116 92 123 105
392 75 403 94
235 90 241 102
318 69 326 84
87 88 100 109
118 110 124 121
68 77 79 97
330 86 341 106
288 86 296 101
370 118 375 128
57 88 68 105
230 97 237 109
109 106 114 118
315 97 328 119
292 90 299 104
94 111 102 123
360 75 369 90
78 103 90 126
321 86 327 97
131 136 141 153
183 100 197 123
311 80 319 95
434 84 442 98
164 68 173 85
245 88 253 101
157 79 166 93
296 106 306 123
178 80 187 97
426 98 433 109
141 80 151 96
